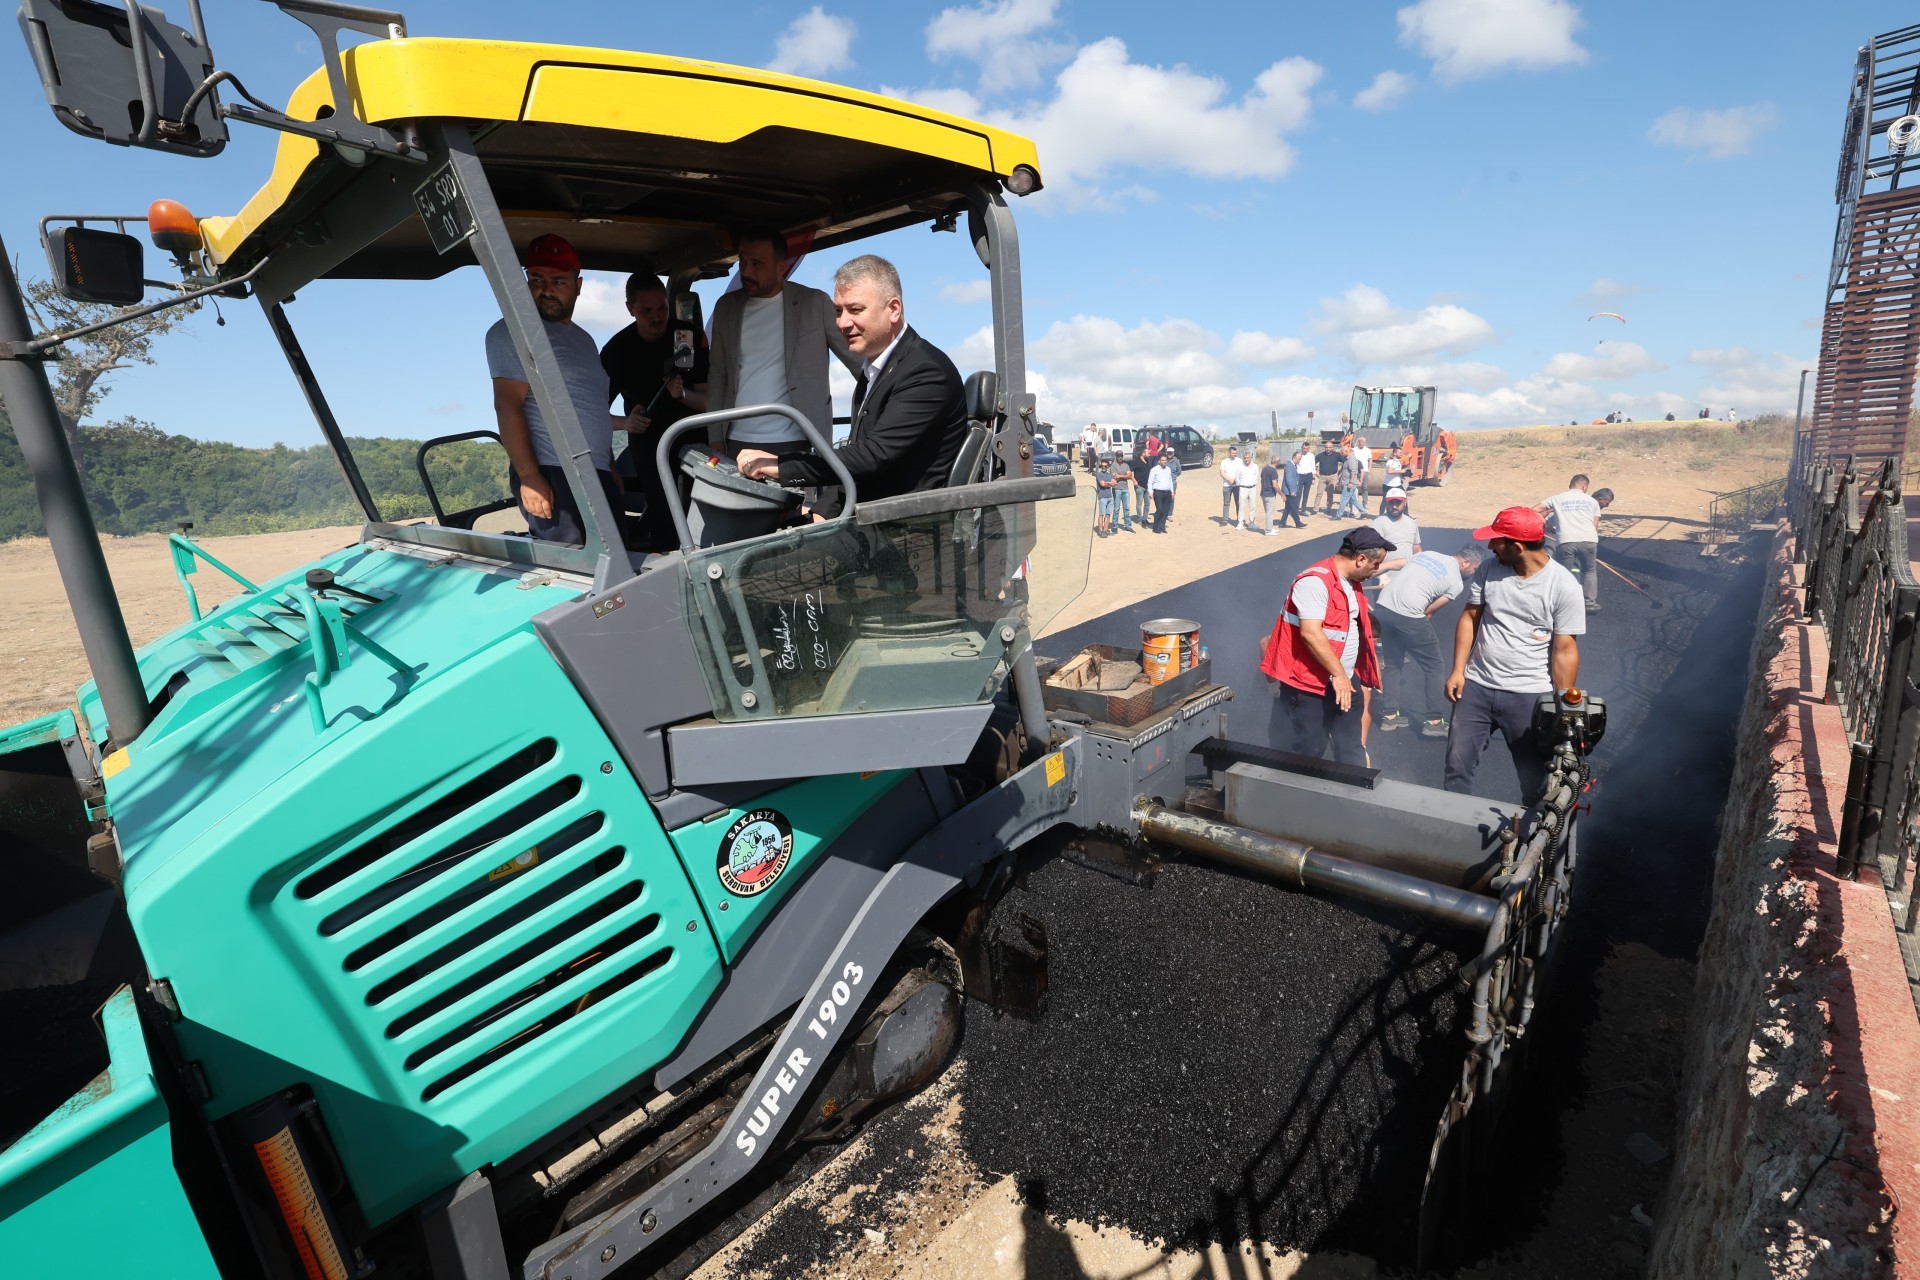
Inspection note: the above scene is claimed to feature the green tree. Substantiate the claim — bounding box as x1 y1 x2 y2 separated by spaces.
17 270 200 478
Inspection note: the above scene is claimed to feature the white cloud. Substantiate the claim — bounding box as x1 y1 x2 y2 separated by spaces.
885 84 988 118
1377 360 1510 392
1354 71 1414 111
1227 330 1315 365
1312 284 1495 362
1349 306 1496 363
1444 385 1558 424
918 40 1322 206
992 314 1347 426
939 279 994 304
1685 346 1757 368
1648 104 1777 158
1314 284 1403 333
926 0 1072 92
1397 0 1588 84
956 305 1801 433
769 7 856 78
1687 347 1809 412
1539 340 1664 381
572 274 631 337
1582 277 1645 304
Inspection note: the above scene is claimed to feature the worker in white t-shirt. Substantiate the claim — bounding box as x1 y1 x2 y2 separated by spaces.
1534 474 1615 612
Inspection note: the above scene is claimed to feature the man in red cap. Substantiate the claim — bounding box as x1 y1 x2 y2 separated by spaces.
1259 527 1391 764
485 232 631 545
1443 505 1585 801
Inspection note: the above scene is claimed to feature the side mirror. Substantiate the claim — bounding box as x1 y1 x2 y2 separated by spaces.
19 0 227 157
45 226 147 305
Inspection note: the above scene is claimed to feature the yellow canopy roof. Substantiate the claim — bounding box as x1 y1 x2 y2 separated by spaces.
200 37 1041 281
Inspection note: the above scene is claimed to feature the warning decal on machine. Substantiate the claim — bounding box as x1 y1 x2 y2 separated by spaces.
1045 752 1066 788
252 1126 349 1280
717 808 795 896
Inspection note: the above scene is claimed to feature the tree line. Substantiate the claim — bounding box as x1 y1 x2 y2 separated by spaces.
0 411 511 540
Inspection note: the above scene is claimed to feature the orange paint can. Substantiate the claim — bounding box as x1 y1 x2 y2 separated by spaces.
1140 617 1201 686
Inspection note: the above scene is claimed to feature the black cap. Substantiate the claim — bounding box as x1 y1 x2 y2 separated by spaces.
1340 527 1394 555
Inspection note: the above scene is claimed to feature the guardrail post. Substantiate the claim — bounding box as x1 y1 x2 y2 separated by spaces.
1836 739 1876 880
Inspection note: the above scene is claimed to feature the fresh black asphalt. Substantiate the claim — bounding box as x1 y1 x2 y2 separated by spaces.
735 516 1764 1271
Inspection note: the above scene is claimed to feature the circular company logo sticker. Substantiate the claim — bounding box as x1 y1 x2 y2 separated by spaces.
717 809 794 897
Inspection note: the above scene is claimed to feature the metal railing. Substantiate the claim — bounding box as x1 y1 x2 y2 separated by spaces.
1790 449 1920 932
1708 476 1790 546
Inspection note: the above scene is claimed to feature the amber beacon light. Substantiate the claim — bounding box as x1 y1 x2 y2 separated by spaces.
147 199 202 254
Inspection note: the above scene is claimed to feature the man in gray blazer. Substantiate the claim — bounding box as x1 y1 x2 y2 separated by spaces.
706 228 857 457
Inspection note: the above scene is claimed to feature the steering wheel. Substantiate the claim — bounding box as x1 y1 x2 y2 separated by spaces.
674 441 804 512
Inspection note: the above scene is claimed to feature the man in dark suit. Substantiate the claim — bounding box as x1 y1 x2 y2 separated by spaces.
736 255 965 515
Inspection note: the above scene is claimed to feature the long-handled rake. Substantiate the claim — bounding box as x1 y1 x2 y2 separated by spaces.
1598 557 1664 610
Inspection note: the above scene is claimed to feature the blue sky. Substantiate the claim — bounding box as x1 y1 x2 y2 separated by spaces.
1 0 1908 446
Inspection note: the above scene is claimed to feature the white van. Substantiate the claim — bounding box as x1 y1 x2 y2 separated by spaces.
1081 423 1138 463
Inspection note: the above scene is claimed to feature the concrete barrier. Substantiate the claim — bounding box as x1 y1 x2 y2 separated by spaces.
1650 523 1920 1278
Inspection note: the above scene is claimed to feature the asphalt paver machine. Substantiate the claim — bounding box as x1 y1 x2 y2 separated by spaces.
0 5 1601 1276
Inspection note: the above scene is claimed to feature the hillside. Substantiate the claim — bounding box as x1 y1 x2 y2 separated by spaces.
0 416 512 540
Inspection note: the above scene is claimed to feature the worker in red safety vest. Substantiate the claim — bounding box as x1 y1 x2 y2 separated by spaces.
1260 527 1391 764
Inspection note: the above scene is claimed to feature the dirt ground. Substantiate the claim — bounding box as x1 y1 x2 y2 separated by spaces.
0 418 1783 724
0 418 1786 1277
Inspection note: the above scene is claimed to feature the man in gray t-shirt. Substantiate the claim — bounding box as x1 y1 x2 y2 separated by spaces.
1444 506 1585 801
1374 545 1481 737
486 233 629 546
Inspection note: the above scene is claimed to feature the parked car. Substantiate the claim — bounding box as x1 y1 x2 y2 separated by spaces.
1031 435 1072 477
1140 423 1214 469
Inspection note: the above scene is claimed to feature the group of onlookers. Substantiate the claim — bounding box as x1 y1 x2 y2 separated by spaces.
1092 442 1188 535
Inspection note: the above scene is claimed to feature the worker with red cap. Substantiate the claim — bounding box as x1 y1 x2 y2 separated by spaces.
1259 527 1391 764
1443 505 1586 801
485 232 632 545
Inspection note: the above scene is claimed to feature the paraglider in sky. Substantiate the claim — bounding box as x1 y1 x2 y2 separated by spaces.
1588 311 1626 323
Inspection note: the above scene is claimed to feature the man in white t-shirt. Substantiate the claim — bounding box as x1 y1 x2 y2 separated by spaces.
1290 445 1317 522
1375 545 1483 738
1353 441 1372 517
1220 446 1244 525
1445 507 1586 801
708 228 855 458
1534 474 1614 611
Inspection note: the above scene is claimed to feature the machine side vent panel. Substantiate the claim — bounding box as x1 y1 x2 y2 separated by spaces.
296 738 560 900
417 932 675 1103
286 725 693 1115
370 853 634 1014
327 787 592 953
